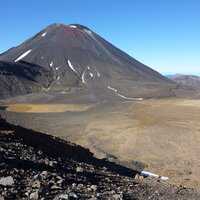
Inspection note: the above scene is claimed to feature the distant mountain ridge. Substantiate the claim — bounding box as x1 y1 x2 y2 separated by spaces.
0 23 175 100
167 74 200 89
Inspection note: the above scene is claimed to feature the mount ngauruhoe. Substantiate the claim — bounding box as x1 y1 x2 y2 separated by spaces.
0 23 175 101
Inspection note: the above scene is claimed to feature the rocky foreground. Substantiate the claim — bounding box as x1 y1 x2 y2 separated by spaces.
0 118 200 200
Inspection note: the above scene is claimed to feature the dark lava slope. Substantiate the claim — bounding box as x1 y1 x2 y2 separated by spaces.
0 61 52 99
1 118 199 200
0 23 175 100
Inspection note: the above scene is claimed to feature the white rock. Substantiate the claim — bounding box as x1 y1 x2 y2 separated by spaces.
160 176 169 180
54 194 69 200
0 195 4 200
0 176 14 186
29 190 39 199
76 166 83 172
69 192 78 198
91 184 97 191
32 180 41 188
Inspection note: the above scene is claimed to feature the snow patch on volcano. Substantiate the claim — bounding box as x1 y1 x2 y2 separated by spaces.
42 32 47 37
68 60 76 72
50 61 53 67
84 29 92 36
82 73 86 84
56 76 60 81
15 49 32 62
89 73 93 78
69 25 77 29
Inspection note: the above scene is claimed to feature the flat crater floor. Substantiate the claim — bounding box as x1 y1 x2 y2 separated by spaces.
1 104 91 113
1 99 200 189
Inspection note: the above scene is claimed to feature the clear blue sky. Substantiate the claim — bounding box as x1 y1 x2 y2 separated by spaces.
0 0 200 75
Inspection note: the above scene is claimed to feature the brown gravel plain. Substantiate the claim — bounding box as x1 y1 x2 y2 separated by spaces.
1 99 200 189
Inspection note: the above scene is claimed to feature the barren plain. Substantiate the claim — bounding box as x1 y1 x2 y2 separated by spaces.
1 98 200 189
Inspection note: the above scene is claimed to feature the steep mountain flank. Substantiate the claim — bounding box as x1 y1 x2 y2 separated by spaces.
0 23 175 100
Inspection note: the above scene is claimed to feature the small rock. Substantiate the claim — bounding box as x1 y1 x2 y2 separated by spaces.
69 192 78 198
49 160 57 166
0 176 14 186
91 185 97 191
72 183 76 187
51 184 61 190
135 174 144 180
37 150 43 155
77 183 84 189
44 158 50 165
58 194 69 199
112 192 123 200
87 187 92 192
30 190 39 199
76 166 83 172
56 178 64 184
24 191 29 197
0 195 4 200
41 171 48 177
32 180 41 188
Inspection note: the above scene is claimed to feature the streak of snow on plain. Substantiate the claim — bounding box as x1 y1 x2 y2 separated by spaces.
68 60 76 72
107 86 117 92
107 85 143 101
141 171 159 178
15 49 32 62
117 93 143 101
160 176 169 180
141 171 169 180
